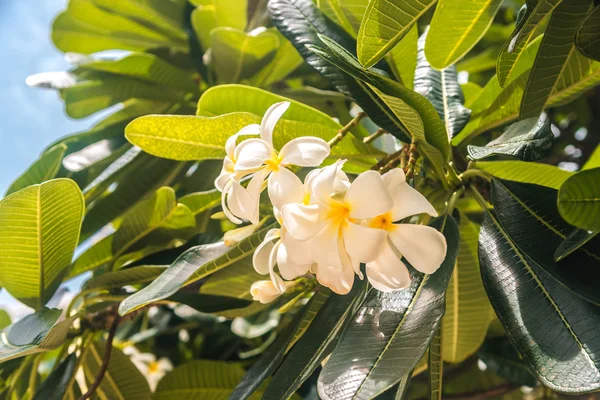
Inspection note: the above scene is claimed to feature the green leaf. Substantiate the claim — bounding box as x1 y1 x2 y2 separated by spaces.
25 71 78 90
211 27 280 83
456 47 499 75
460 82 483 108
0 308 74 363
425 0 503 69
583 144 600 170
81 341 150 400
317 0 368 37
190 0 247 49
558 167 600 231
154 360 258 400
52 0 187 54
68 235 113 279
32 353 77 400
179 190 221 216
0 179 84 308
263 280 368 400
247 31 304 87
478 337 538 387
356 0 437 68
168 293 252 314
442 212 492 363
83 265 166 291
0 310 10 330
387 24 418 89
479 209 600 393
317 217 460 400
112 187 195 258
231 291 330 400
428 328 442 400
555 229 598 261
520 0 591 118
267 0 411 143
475 161 573 189
492 179 600 306
467 114 552 161
576 5 600 61
5 144 67 196
415 30 471 139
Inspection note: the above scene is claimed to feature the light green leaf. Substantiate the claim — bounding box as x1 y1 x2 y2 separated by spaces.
387 24 418 88
442 212 492 363
558 167 600 232
5 144 67 196
583 144 600 170
0 310 11 330
211 27 279 83
68 235 113 279
520 0 591 118
179 190 221 216
576 5 600 61
190 0 247 49
154 360 259 400
247 31 303 87
555 229 598 262
81 341 150 400
0 308 75 363
317 0 368 37
475 161 573 189
460 82 483 108
0 179 84 308
356 0 437 68
457 47 499 75
425 0 503 69
112 187 195 259
415 30 471 139
428 328 442 400
467 115 553 161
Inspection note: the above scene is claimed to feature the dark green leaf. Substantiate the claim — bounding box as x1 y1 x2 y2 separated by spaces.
520 0 591 118
478 210 600 393
555 229 599 261
83 265 167 290
491 179 600 306
263 280 368 400
576 5 600 61
467 114 552 160
478 337 538 387
317 217 460 400
558 167 600 231
168 293 252 313
32 353 77 400
414 29 471 139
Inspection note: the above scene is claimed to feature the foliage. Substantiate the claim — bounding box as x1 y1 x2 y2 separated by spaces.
0 0 599 399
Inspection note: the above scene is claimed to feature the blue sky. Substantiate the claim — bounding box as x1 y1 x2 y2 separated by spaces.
0 0 99 195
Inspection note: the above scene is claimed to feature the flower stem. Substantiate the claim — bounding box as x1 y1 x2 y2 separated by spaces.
362 128 386 144
328 112 367 147
459 168 492 182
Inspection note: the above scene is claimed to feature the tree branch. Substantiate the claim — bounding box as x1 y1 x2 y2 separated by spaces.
77 314 121 400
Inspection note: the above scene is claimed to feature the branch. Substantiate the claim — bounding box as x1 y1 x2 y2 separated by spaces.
77 314 121 400
328 112 366 147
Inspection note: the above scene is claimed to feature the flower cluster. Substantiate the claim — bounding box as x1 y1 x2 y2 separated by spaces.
214 102 447 303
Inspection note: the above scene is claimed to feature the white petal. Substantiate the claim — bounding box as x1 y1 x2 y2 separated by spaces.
252 229 280 275
281 203 325 241
234 139 272 171
389 182 438 221
227 181 257 224
310 222 342 268
382 168 406 190
366 240 411 292
260 101 290 146
388 224 447 274
269 241 287 293
309 160 346 205
345 170 393 219
267 167 305 209
157 358 174 372
281 228 313 265
251 280 284 304
222 181 242 224
214 158 235 192
315 260 354 295
279 137 330 167
277 243 311 280
226 124 260 158
342 221 387 263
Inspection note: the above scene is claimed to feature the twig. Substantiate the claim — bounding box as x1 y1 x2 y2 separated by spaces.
363 128 386 144
371 148 404 171
404 140 418 180
329 112 366 147
77 314 121 400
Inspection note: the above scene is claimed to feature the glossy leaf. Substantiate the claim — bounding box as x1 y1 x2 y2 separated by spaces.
81 341 151 400
576 5 600 61
0 179 84 308
154 360 259 400
442 212 491 363
555 229 599 261
467 114 552 160
317 217 460 400
211 27 280 83
475 161 573 189
415 30 471 139
0 308 74 362
32 353 77 400
83 265 167 290
5 144 67 196
492 179 600 306
479 209 600 393
263 279 368 400
356 0 437 68
558 167 600 231
425 0 503 69
478 337 538 387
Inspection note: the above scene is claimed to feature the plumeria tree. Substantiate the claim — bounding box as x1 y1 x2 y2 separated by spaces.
1 0 600 399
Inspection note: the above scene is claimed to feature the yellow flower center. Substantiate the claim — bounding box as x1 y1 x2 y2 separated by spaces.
327 201 351 231
369 212 396 231
265 154 282 172
148 361 160 374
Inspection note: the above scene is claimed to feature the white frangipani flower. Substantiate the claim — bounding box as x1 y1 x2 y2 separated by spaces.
281 161 393 294
123 346 173 391
364 169 447 292
250 279 296 304
215 101 330 225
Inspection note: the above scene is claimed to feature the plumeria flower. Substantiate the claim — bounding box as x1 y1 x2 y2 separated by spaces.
123 346 173 391
215 101 331 225
250 279 294 304
365 169 447 291
281 160 393 294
